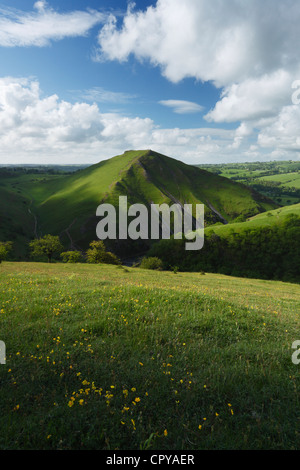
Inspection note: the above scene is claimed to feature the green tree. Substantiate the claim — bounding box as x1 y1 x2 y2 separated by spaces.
60 251 83 263
29 235 63 263
140 257 163 271
86 241 121 265
0 241 13 263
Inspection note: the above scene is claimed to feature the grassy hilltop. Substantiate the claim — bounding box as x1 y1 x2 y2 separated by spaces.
0 261 299 450
0 150 277 258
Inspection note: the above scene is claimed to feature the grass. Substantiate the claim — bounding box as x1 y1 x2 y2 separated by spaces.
205 203 300 238
0 262 299 450
256 172 300 189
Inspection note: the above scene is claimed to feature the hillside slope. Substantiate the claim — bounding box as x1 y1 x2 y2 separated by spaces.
36 150 277 251
1 150 278 257
149 203 300 282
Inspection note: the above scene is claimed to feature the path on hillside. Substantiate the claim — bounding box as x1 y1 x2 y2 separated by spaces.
206 201 228 225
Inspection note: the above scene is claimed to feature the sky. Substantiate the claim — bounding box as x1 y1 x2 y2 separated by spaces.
0 0 300 165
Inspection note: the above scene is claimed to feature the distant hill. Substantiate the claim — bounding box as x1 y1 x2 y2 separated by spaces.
148 202 300 282
0 150 278 258
205 202 300 237
196 160 300 207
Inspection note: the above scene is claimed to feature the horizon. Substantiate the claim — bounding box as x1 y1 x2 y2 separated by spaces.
0 1 300 165
1 150 300 168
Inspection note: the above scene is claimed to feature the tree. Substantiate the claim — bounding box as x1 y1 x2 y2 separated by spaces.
86 241 121 265
60 251 82 263
29 235 63 263
0 241 13 263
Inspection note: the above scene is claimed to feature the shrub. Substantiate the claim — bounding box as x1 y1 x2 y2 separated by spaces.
60 251 82 263
139 257 163 271
0 241 13 263
86 241 121 265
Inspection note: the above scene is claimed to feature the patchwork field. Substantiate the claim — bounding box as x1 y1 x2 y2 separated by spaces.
0 262 299 450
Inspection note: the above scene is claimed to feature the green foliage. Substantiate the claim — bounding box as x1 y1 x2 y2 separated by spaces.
29 235 63 263
0 241 13 263
60 251 82 263
149 214 300 283
139 257 163 271
86 241 121 265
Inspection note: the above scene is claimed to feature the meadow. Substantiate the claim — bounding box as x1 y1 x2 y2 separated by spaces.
0 262 299 450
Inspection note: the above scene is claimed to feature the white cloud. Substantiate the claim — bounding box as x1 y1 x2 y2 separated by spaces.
34 1 47 12
78 87 137 105
0 77 299 166
159 100 204 114
258 105 300 152
0 3 105 47
205 70 293 123
0 77 238 164
96 0 300 162
97 0 300 87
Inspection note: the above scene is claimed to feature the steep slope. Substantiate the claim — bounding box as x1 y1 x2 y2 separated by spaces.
148 203 300 282
36 150 277 252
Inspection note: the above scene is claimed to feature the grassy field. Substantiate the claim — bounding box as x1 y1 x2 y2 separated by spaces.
0 262 299 450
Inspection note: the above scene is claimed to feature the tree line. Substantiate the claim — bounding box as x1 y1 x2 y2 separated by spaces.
1 213 299 283
147 213 300 283
0 236 121 265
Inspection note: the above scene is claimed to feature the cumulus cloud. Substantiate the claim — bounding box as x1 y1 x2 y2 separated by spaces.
97 0 300 87
205 70 294 123
0 77 299 165
0 77 243 164
96 0 300 161
258 105 300 152
0 77 154 163
0 2 105 47
159 100 204 114
98 0 300 145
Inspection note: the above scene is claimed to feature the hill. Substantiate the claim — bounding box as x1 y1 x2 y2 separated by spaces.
148 203 300 282
0 150 277 258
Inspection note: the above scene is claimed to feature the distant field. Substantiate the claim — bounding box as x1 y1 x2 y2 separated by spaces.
197 160 300 207
256 172 300 189
0 262 299 450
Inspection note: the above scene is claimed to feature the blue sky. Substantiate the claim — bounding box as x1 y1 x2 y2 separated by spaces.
0 0 299 164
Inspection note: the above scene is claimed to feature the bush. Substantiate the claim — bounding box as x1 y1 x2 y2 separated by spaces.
86 241 121 265
60 251 82 263
0 241 13 263
139 257 163 271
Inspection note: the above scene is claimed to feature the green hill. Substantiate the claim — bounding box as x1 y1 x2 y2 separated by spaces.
36 150 277 250
1 150 278 258
149 203 300 282
205 202 300 237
